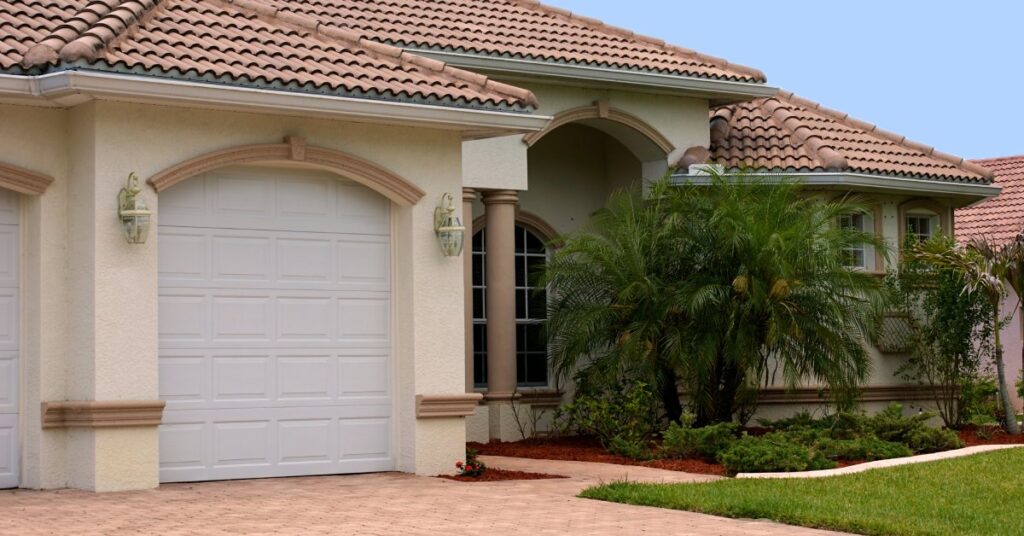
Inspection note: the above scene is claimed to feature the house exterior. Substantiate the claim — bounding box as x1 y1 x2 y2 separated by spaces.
0 0 998 492
957 156 1024 412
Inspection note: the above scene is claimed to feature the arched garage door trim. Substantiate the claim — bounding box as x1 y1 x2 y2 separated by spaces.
147 137 426 206
0 161 53 196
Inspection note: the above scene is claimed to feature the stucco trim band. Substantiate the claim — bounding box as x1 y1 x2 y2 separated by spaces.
522 102 676 154
416 394 484 418
0 161 54 195
41 400 166 428
755 385 944 405
147 137 427 205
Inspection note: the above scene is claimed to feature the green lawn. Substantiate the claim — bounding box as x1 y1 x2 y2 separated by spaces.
581 449 1024 536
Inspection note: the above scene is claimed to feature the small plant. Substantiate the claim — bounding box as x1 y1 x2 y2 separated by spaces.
607 434 654 460
660 414 739 461
555 380 660 447
904 426 964 453
717 433 835 475
455 448 487 478
817 436 912 461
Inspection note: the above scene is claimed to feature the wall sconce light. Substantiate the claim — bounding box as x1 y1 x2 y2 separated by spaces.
118 172 152 244
433 193 465 257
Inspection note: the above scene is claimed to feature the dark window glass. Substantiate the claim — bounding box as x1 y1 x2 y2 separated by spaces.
472 225 550 388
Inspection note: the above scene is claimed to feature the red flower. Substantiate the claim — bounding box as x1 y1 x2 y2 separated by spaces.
455 461 463 468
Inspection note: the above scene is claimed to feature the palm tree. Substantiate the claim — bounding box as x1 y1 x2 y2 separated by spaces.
543 171 889 425
911 238 1021 435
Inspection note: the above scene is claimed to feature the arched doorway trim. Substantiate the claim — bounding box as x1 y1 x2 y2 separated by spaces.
523 101 676 157
147 137 426 205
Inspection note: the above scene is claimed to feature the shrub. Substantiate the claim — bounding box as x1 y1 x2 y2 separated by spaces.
660 417 739 461
555 381 660 447
817 436 912 461
456 449 486 477
905 427 963 453
607 434 654 460
717 434 835 475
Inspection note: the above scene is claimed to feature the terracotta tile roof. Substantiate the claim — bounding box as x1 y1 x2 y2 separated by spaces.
267 0 766 83
956 156 1024 245
1 0 538 111
706 91 993 184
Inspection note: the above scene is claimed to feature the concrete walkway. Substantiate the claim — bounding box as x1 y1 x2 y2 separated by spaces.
0 459 850 536
738 444 1024 479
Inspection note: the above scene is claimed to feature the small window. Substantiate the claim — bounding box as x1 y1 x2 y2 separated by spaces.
906 213 937 243
838 212 875 270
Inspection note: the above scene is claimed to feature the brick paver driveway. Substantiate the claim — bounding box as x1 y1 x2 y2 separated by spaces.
0 457 849 535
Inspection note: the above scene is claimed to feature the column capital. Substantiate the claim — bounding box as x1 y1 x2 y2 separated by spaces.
462 187 478 203
480 189 519 206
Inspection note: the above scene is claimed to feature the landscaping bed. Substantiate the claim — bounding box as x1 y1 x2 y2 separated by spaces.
582 448 1024 536
470 437 727 476
958 424 1024 446
438 468 568 483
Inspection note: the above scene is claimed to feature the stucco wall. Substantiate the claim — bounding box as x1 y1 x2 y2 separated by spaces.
3 99 487 489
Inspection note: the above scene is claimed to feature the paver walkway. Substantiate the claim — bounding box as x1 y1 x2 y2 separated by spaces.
0 458 850 536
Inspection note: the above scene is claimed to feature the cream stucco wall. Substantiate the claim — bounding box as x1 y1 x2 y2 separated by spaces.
2 98 494 490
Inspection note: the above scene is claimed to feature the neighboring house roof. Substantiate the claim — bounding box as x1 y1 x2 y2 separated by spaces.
706 91 994 184
1 0 538 111
956 156 1024 245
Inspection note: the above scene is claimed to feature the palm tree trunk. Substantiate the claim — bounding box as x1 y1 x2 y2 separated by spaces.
993 298 1020 434
659 366 683 424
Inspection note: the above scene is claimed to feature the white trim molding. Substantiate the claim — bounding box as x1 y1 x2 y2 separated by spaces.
0 71 552 135
674 169 1002 200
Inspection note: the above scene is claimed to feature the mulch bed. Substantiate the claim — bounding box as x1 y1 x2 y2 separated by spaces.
958 425 1024 446
438 468 568 482
469 436 728 476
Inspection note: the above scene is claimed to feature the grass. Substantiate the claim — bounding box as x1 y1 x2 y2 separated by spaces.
581 449 1024 536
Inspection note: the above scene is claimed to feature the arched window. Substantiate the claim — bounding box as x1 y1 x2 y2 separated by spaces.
898 199 950 246
472 225 549 388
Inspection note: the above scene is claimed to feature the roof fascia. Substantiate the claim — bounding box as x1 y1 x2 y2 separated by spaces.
0 71 552 135
671 170 1001 202
408 49 778 105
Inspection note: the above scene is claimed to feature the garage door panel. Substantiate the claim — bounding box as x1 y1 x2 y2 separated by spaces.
160 168 394 483
0 416 18 485
0 292 17 349
0 352 18 412
0 228 17 286
161 229 389 293
161 349 389 410
160 409 392 483
160 290 390 349
160 168 390 236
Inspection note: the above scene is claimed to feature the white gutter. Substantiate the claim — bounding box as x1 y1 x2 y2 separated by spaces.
672 170 1002 198
0 70 553 133
408 49 779 103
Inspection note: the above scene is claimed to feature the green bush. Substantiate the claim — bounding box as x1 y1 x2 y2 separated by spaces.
555 381 660 447
905 426 963 453
607 434 654 460
660 417 739 461
817 436 912 461
717 434 835 475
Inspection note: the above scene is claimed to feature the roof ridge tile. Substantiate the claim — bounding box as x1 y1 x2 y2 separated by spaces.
23 0 157 67
225 0 539 108
505 0 767 82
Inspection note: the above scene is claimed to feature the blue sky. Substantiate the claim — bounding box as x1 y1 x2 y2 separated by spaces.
545 1 1023 160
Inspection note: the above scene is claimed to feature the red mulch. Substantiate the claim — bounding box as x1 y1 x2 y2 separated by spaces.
958 425 1024 446
469 436 728 476
438 468 568 482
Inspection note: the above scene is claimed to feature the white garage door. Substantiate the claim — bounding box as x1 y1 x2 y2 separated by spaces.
158 166 394 483
0 190 18 489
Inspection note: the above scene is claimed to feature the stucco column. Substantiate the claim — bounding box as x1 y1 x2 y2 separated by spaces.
463 188 477 393
481 190 518 399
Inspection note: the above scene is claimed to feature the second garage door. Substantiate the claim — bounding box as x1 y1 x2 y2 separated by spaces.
158 166 393 483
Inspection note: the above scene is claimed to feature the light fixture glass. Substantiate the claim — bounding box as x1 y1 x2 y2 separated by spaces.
434 192 465 257
118 172 152 244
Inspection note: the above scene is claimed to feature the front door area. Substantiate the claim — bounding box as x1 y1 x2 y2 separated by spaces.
157 166 394 483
